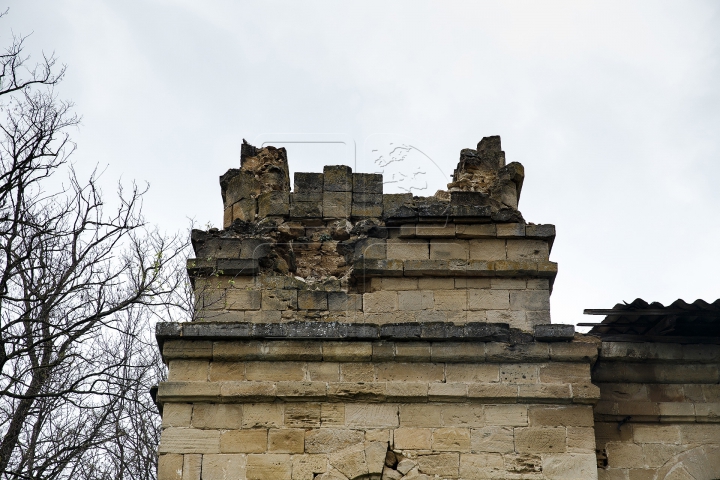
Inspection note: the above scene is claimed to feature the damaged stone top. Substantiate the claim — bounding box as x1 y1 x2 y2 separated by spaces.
220 136 525 226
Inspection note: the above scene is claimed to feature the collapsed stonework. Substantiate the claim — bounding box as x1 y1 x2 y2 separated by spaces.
155 137 720 480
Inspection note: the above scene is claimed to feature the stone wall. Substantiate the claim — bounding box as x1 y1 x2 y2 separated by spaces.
156 136 719 479
593 342 720 480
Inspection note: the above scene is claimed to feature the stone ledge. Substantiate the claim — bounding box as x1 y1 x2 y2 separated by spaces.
161 341 597 365
156 381 600 404
598 341 720 364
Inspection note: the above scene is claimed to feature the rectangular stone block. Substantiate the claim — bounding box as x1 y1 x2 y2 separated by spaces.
294 172 324 192
220 429 267 453
323 191 351 218
201 454 247 480
158 454 183 480
469 239 506 261
399 404 445 427
292 454 328 480
567 427 596 453
352 202 383 218
345 403 399 427
304 428 364 454
386 238 429 260
468 289 509 310
442 405 485 427
376 362 444 382
162 403 193 427
226 289 261 310
471 426 514 453
416 223 456 237
353 173 383 193
456 224 497 238
429 383 468 401
514 427 566 453
168 360 209 382
394 427 432 450
290 200 322 218
193 404 242 429
158 428 221 454
506 239 550 261
323 165 353 191
510 290 551 311
496 223 525 237
261 289 297 310
467 383 518 402
430 239 469 260
432 343 486 363
246 453 291 480
434 290 467 310
242 403 284 428
446 364 499 383
268 428 304 453
432 427 471 452
416 453 459 477
297 291 328 310
324 342 372 361
164 340 213 359
484 405 528 426
529 405 594 427
394 342 431 361
363 291 398 312
245 361 305 381
397 290 434 311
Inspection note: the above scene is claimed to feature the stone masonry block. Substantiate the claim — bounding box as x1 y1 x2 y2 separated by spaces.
416 223 456 237
394 428 432 449
246 454 291 480
469 239 506 260
459 453 504 477
353 173 383 193
224 171 261 207
542 454 597 479
245 361 305 381
352 203 383 218
323 191 351 218
294 172 324 192
345 403 399 427
468 289 509 310
258 191 290 217
328 292 362 311
324 342 372 361
430 239 469 260
514 427 566 453
416 453 459 477
158 428 221 454
261 289 297 310
297 291 328 310
528 405 594 427
496 223 525 237
386 238 429 260
376 362 444 382
226 290 262 310
446 364 499 383
442 405 485 427
323 165 352 191
471 426 515 453
398 290 434 311
168 360 208 381
268 429 305 453
202 454 247 480
456 224 497 238
242 404 284 428
399 404 446 427
305 429 365 454
220 429 268 453
506 239 550 261
193 404 242 429
484 405 528 426
510 290 550 311
363 291 398 312
434 290 468 310
290 200 322 218
158 454 183 480
162 403 192 427
432 428 471 452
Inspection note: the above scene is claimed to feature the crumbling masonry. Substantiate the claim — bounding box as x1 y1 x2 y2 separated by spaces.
155 137 720 479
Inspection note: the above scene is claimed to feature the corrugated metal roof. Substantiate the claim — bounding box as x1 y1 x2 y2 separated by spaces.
583 298 720 342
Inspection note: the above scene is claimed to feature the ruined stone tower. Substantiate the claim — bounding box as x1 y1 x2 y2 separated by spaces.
154 137 601 479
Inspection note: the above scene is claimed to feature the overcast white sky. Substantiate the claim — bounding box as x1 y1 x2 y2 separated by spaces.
5 1 720 328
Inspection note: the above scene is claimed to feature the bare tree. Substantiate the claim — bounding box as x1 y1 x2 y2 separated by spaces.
0 13 189 479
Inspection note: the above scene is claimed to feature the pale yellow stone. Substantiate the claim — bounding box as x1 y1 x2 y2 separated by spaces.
442 405 485 427
220 429 267 453
192 404 242 429
433 289 468 310
514 427 566 453
158 428 220 454
386 238 429 260
397 290 434 311
469 239 506 261
399 404 445 427
162 403 192 427
242 404 283 428
432 427 471 452
381 277 419 290
416 453 459 476
345 404 399 427
430 239 469 260
324 342 372 361
394 428 432 449
307 362 339 382
268 428 304 453
209 362 246 382
363 291 398 313
340 363 375 382
484 405 528 426
446 364 499 383
292 455 328 480
471 426 514 453
246 453 291 480
467 289 509 311
182 454 202 480
158 454 183 480
168 360 209 382
376 362 444 382
418 277 454 290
